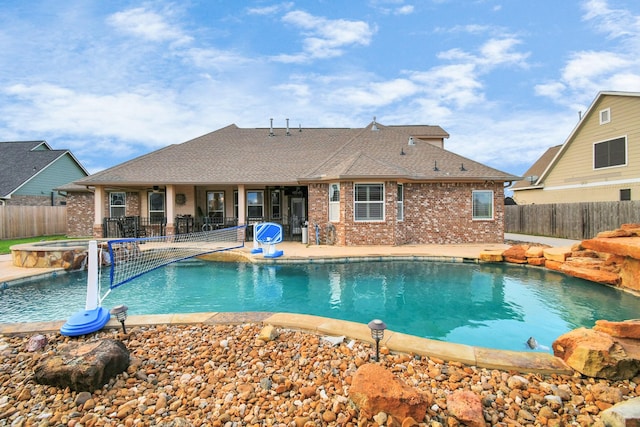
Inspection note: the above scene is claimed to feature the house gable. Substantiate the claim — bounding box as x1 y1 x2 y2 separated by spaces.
513 91 640 204
0 140 89 205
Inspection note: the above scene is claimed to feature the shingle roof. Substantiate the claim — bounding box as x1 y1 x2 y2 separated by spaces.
77 122 519 186
0 141 67 198
511 145 562 190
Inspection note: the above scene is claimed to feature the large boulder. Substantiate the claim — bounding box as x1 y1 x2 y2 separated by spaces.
594 320 640 339
600 397 640 427
552 328 640 380
349 363 431 422
34 339 130 392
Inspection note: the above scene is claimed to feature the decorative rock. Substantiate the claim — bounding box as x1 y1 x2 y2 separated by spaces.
502 245 529 263
446 390 485 427
25 334 47 352
506 375 529 390
543 247 572 262
34 339 130 392
524 246 545 258
595 320 640 339
557 263 621 285
349 363 430 421
599 396 640 427
258 325 278 342
553 328 640 380
479 250 503 262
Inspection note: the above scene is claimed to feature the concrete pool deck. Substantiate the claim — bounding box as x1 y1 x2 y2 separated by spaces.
0 234 580 375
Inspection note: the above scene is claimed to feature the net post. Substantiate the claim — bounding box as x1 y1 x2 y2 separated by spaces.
85 240 100 310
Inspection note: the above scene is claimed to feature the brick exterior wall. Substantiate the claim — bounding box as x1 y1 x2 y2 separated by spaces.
66 192 94 237
307 181 505 246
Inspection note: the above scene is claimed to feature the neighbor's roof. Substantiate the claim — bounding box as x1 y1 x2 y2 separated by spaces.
511 145 562 191
0 141 88 198
76 122 520 186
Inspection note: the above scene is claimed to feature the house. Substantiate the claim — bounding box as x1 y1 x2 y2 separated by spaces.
71 120 520 245
0 141 89 206
512 91 640 204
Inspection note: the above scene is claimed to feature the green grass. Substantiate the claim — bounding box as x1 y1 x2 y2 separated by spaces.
0 235 69 255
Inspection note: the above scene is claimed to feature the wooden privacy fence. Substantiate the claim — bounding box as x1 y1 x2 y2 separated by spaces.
505 201 640 240
0 206 67 240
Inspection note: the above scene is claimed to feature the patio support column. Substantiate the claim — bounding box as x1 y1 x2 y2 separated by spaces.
166 184 176 236
93 185 104 238
237 184 246 240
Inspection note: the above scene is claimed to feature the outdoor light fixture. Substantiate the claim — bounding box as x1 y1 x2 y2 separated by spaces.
367 319 387 362
110 305 129 334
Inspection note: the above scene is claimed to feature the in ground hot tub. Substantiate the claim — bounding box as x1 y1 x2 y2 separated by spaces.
11 240 92 270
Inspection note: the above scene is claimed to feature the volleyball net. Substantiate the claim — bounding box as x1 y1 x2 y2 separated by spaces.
103 225 246 293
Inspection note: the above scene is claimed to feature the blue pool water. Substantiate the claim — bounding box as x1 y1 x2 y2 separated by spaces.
2 259 639 352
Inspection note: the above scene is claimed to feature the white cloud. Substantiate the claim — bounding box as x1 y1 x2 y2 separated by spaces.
107 6 192 45
3 83 203 147
536 1 640 105
277 10 375 61
582 0 640 39
246 2 294 15
394 5 414 15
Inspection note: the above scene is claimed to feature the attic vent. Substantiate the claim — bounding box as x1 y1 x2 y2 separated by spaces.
408 137 415 146
269 118 274 137
371 116 379 131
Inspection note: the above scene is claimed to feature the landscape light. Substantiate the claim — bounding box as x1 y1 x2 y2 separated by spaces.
110 305 129 334
367 319 387 362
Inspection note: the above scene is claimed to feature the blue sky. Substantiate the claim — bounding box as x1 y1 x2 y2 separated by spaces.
1 0 639 177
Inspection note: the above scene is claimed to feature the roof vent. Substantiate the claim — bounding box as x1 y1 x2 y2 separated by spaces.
460 163 466 171
269 118 274 137
408 136 415 146
286 118 291 136
299 124 302 132
433 160 439 172
371 116 379 131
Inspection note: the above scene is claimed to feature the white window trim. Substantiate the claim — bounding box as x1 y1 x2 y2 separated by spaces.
397 184 404 222
593 135 627 170
472 190 494 221
246 190 264 219
354 183 385 222
109 192 126 217
599 107 611 125
329 183 340 222
148 191 166 219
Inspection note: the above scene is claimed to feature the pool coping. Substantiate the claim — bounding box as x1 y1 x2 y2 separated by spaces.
0 311 572 375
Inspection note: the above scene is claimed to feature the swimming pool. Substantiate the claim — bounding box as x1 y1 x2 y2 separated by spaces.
1 259 639 351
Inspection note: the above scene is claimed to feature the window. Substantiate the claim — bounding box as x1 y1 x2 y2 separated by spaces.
397 184 404 221
600 108 611 125
354 183 384 221
109 192 126 217
594 137 626 169
247 190 264 219
620 189 631 201
148 192 165 221
329 183 340 222
207 191 225 221
271 190 281 219
472 190 493 220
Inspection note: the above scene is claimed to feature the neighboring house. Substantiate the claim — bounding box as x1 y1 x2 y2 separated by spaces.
72 120 519 245
512 91 640 204
0 141 89 206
